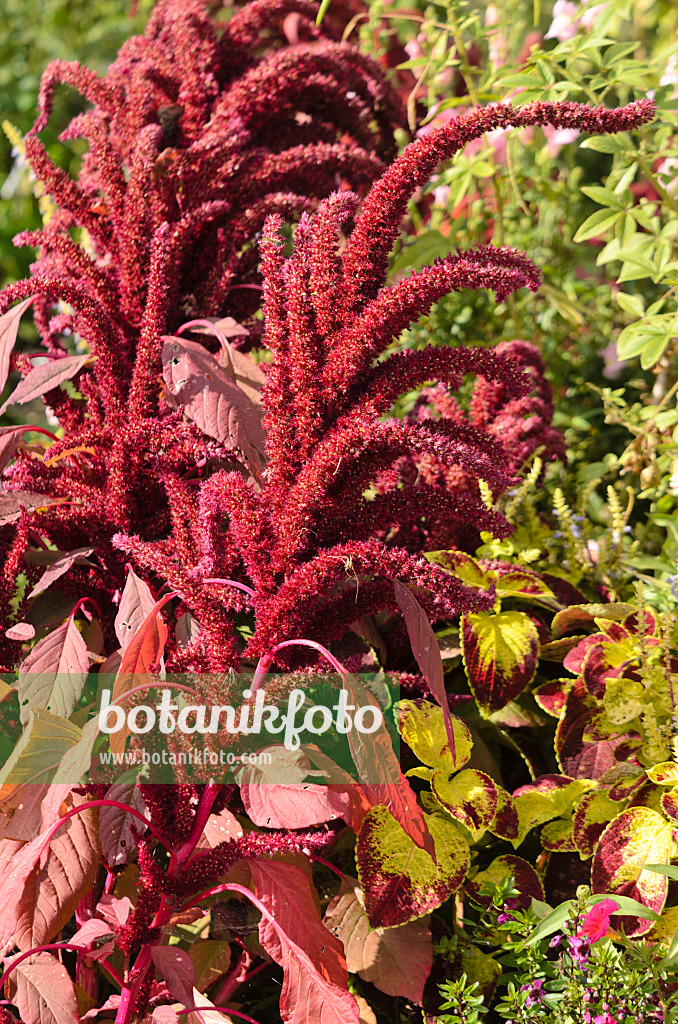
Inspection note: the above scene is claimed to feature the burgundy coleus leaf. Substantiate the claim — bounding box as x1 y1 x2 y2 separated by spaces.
0 490 65 526
161 336 266 481
356 806 469 928
17 615 89 724
465 854 544 909
392 578 457 759
551 602 635 639
0 353 91 415
0 295 35 396
573 789 623 858
431 768 499 839
461 609 539 715
115 566 158 649
533 679 572 718
27 547 95 599
555 679 641 779
592 807 672 936
9 950 79 1024
13 794 100 950
323 876 432 1003
580 627 641 699
151 946 195 1008
248 859 359 1024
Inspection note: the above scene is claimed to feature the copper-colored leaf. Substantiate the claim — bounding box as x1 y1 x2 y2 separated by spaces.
28 547 94 599
0 490 65 526
324 877 432 1002
10 951 79 1024
13 796 100 950
115 567 157 649
110 595 170 755
248 859 359 1024
0 353 91 415
17 617 89 724
161 336 266 480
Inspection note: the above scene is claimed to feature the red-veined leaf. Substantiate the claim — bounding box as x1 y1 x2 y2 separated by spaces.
461 610 539 715
161 336 266 481
592 807 672 936
357 807 469 928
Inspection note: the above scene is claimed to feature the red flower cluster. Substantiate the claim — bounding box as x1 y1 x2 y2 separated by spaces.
0 0 655 676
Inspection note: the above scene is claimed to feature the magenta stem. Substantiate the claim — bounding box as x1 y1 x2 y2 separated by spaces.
203 577 256 599
309 854 345 880
250 638 348 692
0 943 123 991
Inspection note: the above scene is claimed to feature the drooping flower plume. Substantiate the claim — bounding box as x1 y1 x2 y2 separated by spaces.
0 4 655 676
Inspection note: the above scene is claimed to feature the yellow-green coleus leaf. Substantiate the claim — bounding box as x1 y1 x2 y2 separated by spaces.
591 806 673 937
573 789 624 859
395 699 472 773
356 806 470 928
461 610 540 716
646 763 678 785
512 775 593 847
602 676 644 725
432 769 498 839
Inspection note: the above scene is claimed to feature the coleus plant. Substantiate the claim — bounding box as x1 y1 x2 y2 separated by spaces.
0 0 661 1018
423 552 678 939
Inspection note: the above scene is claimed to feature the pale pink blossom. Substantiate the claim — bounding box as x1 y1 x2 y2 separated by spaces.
545 1 580 41
545 1 608 42
660 54 678 96
542 125 580 157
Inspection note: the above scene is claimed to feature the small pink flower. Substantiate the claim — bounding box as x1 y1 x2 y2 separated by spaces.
545 1 580 41
580 898 618 941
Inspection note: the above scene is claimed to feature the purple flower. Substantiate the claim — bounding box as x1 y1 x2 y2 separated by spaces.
521 978 545 1006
